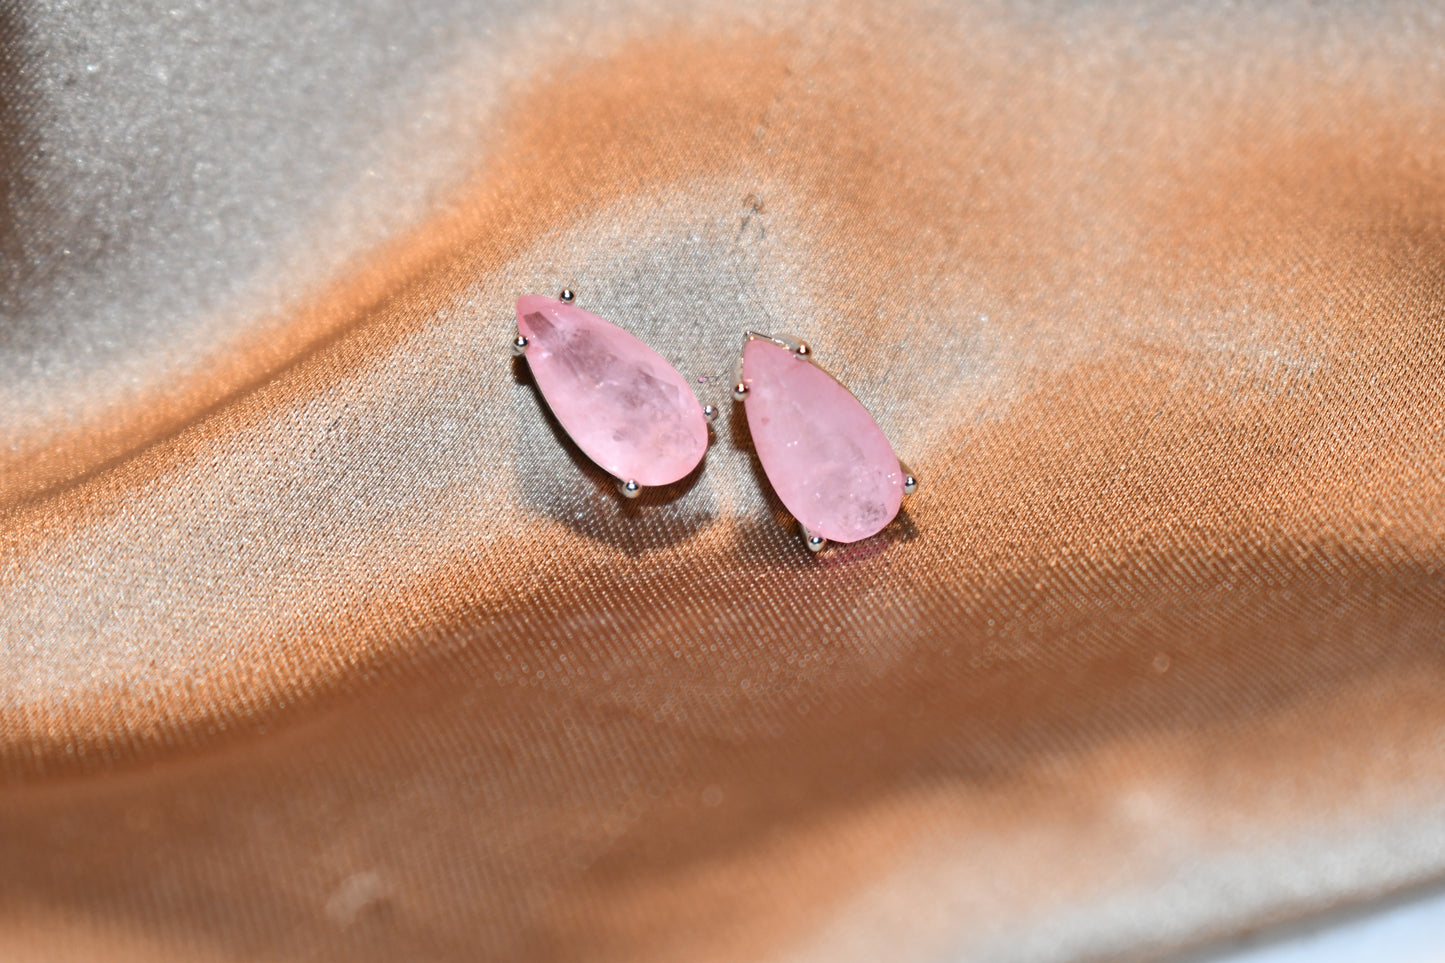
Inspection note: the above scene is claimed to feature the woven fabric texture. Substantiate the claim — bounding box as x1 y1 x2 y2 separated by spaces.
2 1 1444 960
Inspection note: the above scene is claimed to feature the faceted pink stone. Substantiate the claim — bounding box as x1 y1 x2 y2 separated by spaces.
516 296 707 487
742 338 904 543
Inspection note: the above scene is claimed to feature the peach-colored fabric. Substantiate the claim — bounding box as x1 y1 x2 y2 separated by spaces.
2 2 1444 960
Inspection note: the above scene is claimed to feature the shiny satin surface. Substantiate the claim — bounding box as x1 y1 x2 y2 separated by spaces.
2 1 1444 960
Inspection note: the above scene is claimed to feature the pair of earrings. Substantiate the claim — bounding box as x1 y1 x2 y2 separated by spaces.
511 291 917 552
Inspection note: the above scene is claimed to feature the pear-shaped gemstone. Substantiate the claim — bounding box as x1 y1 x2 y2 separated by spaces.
742 338 904 542
516 296 707 487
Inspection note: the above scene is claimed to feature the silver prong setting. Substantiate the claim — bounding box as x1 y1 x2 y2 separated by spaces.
559 288 576 303
620 479 641 498
903 474 918 495
732 382 750 402
702 404 719 423
794 341 811 359
511 334 528 357
803 527 826 553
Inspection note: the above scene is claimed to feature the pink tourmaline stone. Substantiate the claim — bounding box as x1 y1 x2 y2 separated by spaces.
742 338 904 543
516 296 707 487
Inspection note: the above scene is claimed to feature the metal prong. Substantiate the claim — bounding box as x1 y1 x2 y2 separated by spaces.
511 334 528 357
559 288 575 303
702 404 719 423
732 382 749 402
620 479 641 498
803 527 826 553
903 474 918 495
745 330 813 359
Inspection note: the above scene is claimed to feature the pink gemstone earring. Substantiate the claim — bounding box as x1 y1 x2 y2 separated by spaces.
512 290 715 496
732 332 917 552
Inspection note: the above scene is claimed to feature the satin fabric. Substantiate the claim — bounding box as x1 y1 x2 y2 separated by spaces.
2 1 1444 960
